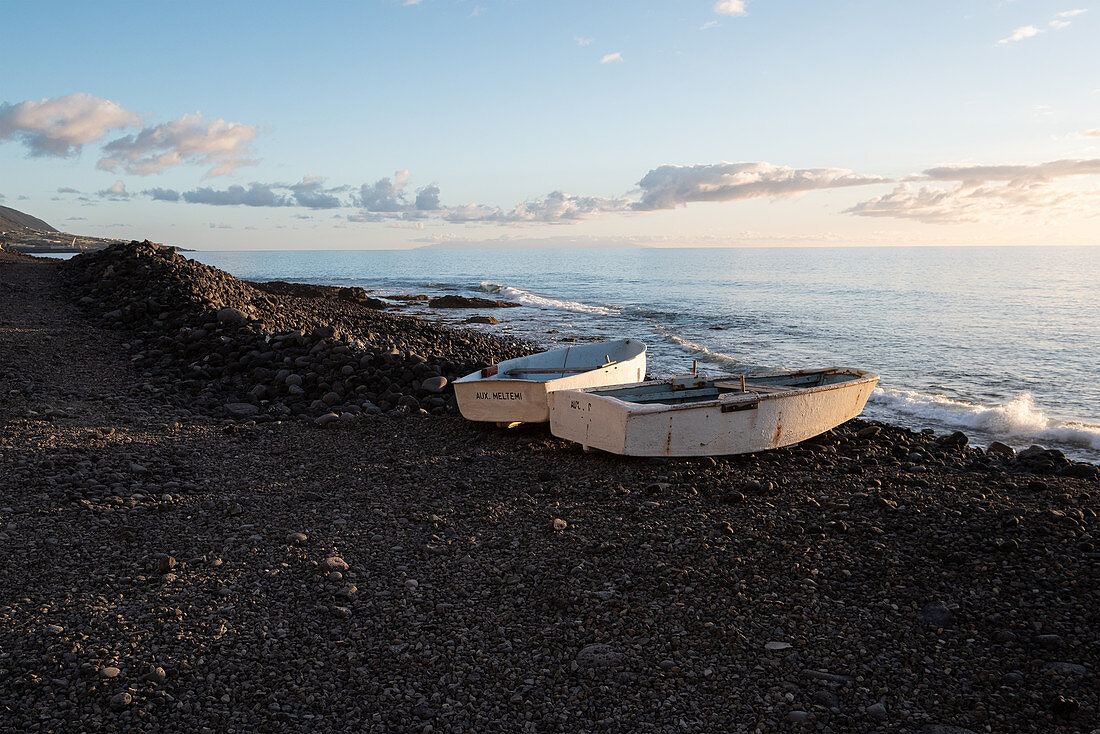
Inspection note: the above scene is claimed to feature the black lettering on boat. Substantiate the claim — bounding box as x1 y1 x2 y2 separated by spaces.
475 390 524 401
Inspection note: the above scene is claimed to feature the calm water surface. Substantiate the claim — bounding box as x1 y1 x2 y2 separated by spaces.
190 246 1100 461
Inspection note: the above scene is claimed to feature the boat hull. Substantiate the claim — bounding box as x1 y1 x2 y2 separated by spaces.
454 339 647 423
453 378 555 423
548 368 878 456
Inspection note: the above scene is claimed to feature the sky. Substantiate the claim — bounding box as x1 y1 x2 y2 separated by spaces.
1 0 1098 250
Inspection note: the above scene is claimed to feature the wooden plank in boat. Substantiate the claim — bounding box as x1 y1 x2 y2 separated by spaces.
714 380 796 394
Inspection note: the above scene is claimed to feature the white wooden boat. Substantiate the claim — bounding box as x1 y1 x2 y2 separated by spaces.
454 339 647 424
548 367 879 456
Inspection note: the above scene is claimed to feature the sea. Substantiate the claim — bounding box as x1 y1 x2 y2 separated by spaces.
181 246 1096 462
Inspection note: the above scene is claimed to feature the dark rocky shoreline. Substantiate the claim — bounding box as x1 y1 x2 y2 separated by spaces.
0 244 1096 732
61 241 534 424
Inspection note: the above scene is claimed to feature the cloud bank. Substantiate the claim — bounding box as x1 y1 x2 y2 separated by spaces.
0 93 139 157
846 158 1100 223
142 160 893 227
633 162 889 210
169 176 350 208
113 147 1100 230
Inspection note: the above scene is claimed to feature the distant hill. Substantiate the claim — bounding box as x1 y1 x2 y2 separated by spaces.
0 205 57 234
0 204 137 254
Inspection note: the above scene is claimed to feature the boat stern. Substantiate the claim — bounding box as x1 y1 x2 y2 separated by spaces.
548 388 631 453
453 376 552 423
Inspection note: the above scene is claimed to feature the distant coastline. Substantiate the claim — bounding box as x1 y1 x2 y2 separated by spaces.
0 204 191 253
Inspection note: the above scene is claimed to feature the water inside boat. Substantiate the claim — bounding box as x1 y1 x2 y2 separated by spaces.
589 369 864 406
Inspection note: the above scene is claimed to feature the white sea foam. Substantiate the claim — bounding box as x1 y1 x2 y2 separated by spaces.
478 281 619 316
870 388 1100 451
654 329 743 369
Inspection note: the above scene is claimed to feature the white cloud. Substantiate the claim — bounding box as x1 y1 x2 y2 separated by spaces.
414 183 441 210
441 191 630 224
289 175 348 209
919 158 1100 183
506 191 630 222
183 183 289 207
997 25 1041 44
172 176 349 208
0 93 139 157
98 112 259 177
600 52 623 64
574 36 593 46
98 180 130 199
700 20 719 30
713 0 747 17
403 0 422 5
1083 128 1100 137
632 161 889 210
846 158 1100 223
440 203 502 223
357 170 411 211
845 182 1098 224
470 5 485 17
143 187 181 202
1040 9 1086 31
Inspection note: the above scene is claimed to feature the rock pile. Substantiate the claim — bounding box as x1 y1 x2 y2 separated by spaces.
428 294 520 309
62 240 533 422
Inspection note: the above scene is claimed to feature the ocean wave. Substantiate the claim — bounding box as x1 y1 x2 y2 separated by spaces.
869 388 1100 451
478 281 619 316
653 329 744 370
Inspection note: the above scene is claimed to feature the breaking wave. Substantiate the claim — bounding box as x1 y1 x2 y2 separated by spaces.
653 328 744 370
869 388 1100 451
478 281 619 316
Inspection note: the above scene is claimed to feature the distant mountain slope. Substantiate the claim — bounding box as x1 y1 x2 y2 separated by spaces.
0 205 58 233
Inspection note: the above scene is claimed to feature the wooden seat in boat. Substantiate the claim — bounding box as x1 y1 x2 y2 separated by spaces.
713 380 797 394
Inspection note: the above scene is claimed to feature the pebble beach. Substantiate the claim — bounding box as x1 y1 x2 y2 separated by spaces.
0 243 1096 732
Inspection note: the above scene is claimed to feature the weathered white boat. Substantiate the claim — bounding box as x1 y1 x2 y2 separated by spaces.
454 339 647 424
548 367 879 456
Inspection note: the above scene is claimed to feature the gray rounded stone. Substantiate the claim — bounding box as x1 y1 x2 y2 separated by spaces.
576 643 625 670
918 601 954 627
224 402 259 418
422 376 448 393
216 307 247 324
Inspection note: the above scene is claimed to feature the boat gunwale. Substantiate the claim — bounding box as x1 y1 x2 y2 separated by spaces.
562 367 879 415
453 338 647 386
